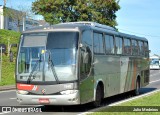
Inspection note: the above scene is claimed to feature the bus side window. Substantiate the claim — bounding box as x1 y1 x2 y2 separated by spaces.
124 38 131 55
115 36 123 55
131 40 134 55
138 41 144 56
80 30 92 80
82 30 92 52
127 39 131 55
105 35 114 54
93 33 104 54
135 40 139 55
132 39 138 55
144 42 149 57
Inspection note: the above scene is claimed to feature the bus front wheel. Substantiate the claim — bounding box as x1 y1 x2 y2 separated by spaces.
93 85 102 107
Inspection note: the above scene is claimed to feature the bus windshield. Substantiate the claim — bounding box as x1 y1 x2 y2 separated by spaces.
17 32 79 83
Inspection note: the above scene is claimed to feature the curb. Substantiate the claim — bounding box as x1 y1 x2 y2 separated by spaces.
0 85 16 91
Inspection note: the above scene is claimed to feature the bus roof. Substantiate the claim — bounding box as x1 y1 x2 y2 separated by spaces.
24 21 148 42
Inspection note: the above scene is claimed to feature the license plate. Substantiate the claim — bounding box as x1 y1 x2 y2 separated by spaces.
39 98 50 104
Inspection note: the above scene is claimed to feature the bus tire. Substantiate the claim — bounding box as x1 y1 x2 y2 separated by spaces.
93 85 102 107
133 78 140 96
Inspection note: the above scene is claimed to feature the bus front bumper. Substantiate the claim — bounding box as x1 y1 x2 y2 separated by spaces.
16 91 80 105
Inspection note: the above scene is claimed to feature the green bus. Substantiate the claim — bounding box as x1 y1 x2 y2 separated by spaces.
16 22 150 106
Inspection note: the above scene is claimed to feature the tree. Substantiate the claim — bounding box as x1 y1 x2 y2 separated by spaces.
32 0 120 27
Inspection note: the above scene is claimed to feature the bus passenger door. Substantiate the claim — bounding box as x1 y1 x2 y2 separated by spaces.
79 47 94 104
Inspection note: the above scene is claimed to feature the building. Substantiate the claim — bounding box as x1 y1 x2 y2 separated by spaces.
0 5 5 29
0 5 48 32
38 20 50 27
0 5 25 32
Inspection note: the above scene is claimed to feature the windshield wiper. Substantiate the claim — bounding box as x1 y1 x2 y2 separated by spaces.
27 53 42 84
48 50 60 84
27 59 42 84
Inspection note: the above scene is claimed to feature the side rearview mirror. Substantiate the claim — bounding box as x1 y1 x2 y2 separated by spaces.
149 50 151 53
80 43 90 64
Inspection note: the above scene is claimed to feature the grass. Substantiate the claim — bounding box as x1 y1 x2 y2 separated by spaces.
92 92 160 115
0 29 20 86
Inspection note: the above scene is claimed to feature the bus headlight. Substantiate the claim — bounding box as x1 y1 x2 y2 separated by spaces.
17 90 29 95
60 90 78 95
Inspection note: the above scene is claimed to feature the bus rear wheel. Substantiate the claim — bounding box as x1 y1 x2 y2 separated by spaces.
133 79 140 96
93 85 102 107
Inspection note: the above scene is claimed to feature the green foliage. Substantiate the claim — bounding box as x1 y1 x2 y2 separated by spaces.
0 55 16 86
0 29 20 44
32 0 120 27
0 29 20 86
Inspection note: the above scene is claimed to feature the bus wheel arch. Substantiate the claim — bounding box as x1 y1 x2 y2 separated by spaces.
93 81 104 107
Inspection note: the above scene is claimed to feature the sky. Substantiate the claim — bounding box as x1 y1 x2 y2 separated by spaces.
0 0 160 55
116 0 160 55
